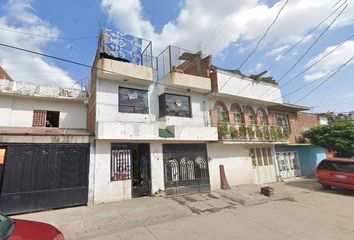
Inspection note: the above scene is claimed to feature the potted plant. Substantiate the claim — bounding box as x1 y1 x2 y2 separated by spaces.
217 123 229 140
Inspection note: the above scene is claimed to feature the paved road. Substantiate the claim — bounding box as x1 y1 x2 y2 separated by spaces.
15 179 354 240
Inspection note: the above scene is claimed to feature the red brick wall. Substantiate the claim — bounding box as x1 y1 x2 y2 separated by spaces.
176 55 212 78
87 55 98 134
269 111 320 143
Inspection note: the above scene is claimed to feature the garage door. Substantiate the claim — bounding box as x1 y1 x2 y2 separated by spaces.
0 144 90 215
163 144 210 196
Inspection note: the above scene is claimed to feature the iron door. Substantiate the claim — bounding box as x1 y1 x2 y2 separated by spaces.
163 144 210 196
0 144 90 215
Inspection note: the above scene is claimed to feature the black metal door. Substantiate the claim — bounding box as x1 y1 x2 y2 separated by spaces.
0 144 90 215
163 144 210 196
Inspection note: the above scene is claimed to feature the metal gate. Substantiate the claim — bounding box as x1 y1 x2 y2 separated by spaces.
0 144 90 215
163 144 210 196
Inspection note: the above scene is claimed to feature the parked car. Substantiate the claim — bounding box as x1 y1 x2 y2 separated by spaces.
0 214 64 240
316 158 354 191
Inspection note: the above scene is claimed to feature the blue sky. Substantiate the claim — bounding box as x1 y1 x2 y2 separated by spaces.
0 0 353 113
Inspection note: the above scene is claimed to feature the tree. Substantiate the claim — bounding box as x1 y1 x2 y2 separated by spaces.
302 120 354 158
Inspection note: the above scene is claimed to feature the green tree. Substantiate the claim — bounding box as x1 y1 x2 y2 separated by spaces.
303 120 354 158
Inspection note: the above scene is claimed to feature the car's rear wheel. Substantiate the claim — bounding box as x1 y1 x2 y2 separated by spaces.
321 184 331 190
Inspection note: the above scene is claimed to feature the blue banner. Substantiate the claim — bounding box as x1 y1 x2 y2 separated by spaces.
100 28 143 65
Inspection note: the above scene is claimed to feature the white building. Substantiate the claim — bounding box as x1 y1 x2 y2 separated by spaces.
88 35 305 203
0 78 91 215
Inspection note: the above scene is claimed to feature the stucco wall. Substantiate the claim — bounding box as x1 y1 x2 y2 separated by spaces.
275 145 326 176
216 72 282 103
93 140 132 203
207 143 254 190
0 95 87 129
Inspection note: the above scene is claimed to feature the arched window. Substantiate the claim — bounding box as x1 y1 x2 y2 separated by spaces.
245 106 256 125
180 158 195 180
186 159 195 180
214 101 228 123
230 104 243 125
167 159 179 182
257 108 268 125
195 157 208 179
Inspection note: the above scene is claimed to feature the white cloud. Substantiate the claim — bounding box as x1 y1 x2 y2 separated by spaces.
101 0 354 57
304 40 354 81
0 0 75 88
266 45 289 56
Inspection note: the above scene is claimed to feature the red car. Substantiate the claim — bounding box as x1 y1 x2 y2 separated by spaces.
0 214 64 240
316 158 354 191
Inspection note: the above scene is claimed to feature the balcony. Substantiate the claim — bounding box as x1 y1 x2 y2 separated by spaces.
96 58 153 86
157 45 212 93
159 71 211 93
215 123 289 143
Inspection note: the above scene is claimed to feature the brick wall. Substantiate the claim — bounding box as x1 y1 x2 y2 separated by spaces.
176 55 212 78
0 67 13 81
269 111 320 143
87 55 98 134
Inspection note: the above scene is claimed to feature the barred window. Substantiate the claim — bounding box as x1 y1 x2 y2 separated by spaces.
111 145 131 181
119 87 148 114
159 93 191 118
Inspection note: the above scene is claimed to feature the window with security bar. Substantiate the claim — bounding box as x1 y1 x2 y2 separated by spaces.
111 144 131 181
119 87 148 114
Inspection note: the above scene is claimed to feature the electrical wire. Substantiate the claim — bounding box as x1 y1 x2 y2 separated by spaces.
0 26 98 40
0 42 192 92
261 0 348 73
237 0 289 71
295 56 354 104
217 0 289 93
256 3 349 100
203 0 245 51
262 32 354 99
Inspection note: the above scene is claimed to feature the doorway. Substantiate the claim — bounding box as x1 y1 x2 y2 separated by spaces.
276 151 302 179
131 143 151 198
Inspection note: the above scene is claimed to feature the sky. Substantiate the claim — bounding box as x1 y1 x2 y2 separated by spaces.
0 0 353 113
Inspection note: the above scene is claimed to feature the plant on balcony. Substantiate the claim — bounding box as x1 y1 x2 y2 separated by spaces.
217 123 229 140
270 126 278 140
230 128 239 139
263 126 270 140
246 127 255 139
239 125 247 139
256 127 263 140
277 127 285 140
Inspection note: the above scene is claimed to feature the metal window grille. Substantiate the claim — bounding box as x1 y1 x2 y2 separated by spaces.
111 147 131 181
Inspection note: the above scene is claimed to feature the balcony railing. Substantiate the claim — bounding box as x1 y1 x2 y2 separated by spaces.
215 123 289 142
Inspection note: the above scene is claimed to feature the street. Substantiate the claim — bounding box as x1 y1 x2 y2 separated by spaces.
15 179 354 240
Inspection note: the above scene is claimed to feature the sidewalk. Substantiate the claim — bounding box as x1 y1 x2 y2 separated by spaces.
13 178 325 240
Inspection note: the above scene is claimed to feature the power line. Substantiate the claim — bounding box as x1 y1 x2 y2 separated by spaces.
0 42 192 93
0 26 98 40
332 0 344 8
262 32 354 99
217 0 289 93
261 0 348 73
295 56 354 104
237 0 289 71
203 0 245 51
256 3 349 100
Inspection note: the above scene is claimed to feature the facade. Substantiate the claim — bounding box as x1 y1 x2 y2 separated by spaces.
87 31 313 204
273 112 328 178
0 78 90 215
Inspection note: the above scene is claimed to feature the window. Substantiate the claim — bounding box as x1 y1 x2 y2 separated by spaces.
159 93 191 118
214 101 229 123
119 87 148 114
257 108 268 125
231 104 243 125
276 113 291 132
317 160 354 173
250 147 274 167
32 110 60 128
245 106 256 125
111 144 132 181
